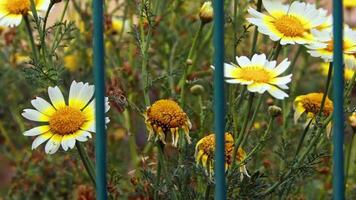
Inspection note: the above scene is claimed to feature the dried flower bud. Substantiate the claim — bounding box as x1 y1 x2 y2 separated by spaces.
106 77 127 113
268 105 282 117
190 84 205 95
199 1 214 24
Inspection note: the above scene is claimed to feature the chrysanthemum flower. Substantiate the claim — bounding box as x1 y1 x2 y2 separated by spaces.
247 0 328 45
144 99 192 147
294 93 333 121
307 27 356 66
320 62 355 81
294 93 333 136
0 0 51 27
195 133 250 179
212 54 292 99
22 81 110 154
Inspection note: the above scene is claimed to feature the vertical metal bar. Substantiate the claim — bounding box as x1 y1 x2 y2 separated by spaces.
332 0 345 199
93 0 107 199
213 0 226 199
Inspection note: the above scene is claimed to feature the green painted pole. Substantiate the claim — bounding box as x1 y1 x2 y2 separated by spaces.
332 0 345 199
93 0 107 199
213 0 226 199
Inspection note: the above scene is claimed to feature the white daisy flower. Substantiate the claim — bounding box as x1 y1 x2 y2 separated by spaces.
22 80 110 154
306 26 356 68
211 54 292 100
247 0 328 45
0 0 51 27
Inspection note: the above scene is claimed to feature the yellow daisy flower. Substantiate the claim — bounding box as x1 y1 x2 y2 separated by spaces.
195 133 250 179
22 81 110 154
344 0 356 8
320 62 355 81
144 99 192 147
307 26 356 66
0 0 50 27
294 93 333 136
247 0 328 45
294 93 333 121
212 53 292 99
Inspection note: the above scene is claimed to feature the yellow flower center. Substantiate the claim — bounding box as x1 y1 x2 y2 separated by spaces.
49 106 86 135
146 99 187 132
300 93 334 116
236 67 271 83
274 15 305 37
5 0 31 15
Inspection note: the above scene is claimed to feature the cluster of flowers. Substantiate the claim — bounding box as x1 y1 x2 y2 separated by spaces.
1 0 354 177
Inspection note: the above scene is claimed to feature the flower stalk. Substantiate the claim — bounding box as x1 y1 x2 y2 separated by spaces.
76 143 96 186
180 22 204 106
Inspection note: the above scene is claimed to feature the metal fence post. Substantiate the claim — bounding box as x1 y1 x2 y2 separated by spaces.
213 0 226 199
93 0 107 199
332 0 345 199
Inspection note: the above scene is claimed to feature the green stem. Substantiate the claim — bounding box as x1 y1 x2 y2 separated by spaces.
345 132 355 184
124 107 139 167
204 183 211 200
180 22 204 106
261 115 333 196
345 71 356 98
76 143 96 186
318 62 333 117
139 3 152 106
0 121 17 153
154 143 164 199
51 0 70 53
250 0 263 56
244 94 263 138
199 95 205 137
238 117 274 166
23 15 38 61
286 45 303 75
268 41 282 60
294 118 313 158
232 93 254 164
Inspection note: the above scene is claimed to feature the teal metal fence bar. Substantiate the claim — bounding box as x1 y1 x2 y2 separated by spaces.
332 0 345 199
213 0 226 199
93 0 107 199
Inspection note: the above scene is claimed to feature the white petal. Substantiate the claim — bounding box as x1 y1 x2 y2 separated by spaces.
270 74 292 85
263 0 288 15
236 56 251 67
105 97 110 113
272 58 291 76
61 134 76 151
31 132 53 149
22 109 50 122
75 130 92 142
251 54 267 66
48 86 66 109
267 85 289 99
24 125 50 136
45 134 62 154
31 97 56 116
